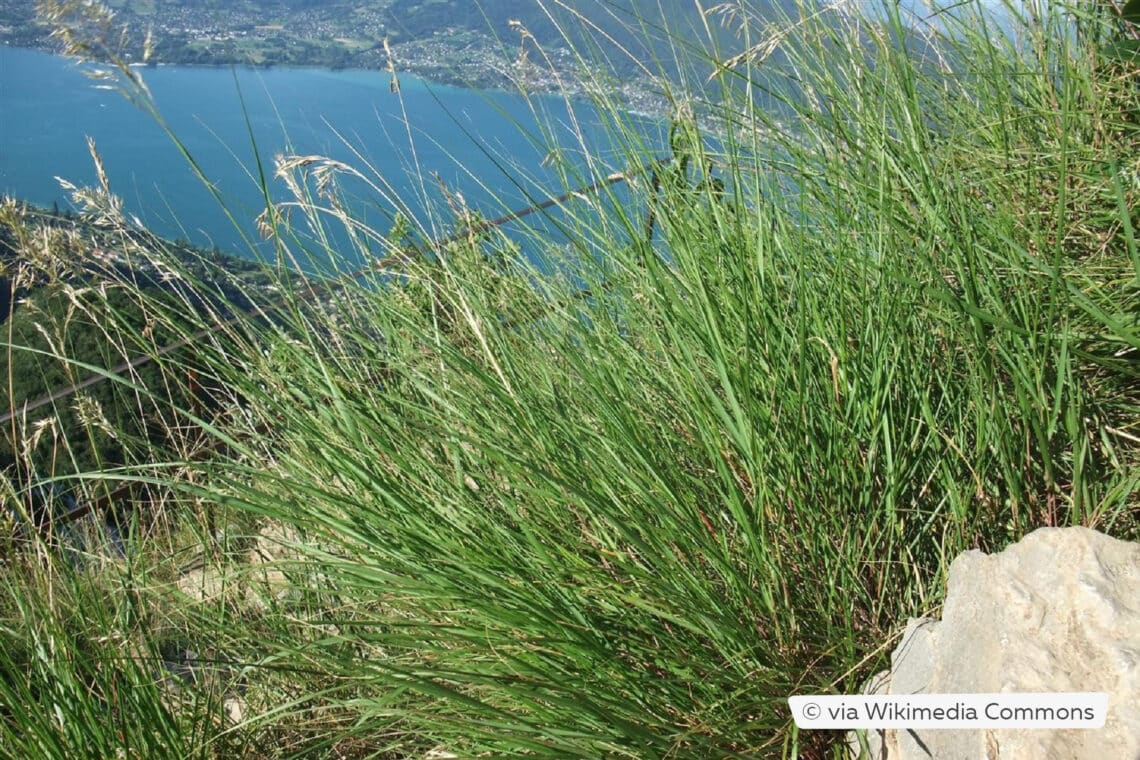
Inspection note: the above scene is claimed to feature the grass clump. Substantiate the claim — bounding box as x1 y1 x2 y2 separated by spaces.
3 0 1138 757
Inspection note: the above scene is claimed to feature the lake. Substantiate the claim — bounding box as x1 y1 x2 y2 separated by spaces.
1 46 658 265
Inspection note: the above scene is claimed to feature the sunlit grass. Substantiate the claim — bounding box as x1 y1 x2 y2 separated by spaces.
2 0 1138 757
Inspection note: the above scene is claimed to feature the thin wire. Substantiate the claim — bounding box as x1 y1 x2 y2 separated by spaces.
7 156 670 532
3 158 665 427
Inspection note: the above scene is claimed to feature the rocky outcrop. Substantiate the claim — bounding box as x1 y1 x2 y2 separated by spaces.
176 521 302 610
850 527 1140 760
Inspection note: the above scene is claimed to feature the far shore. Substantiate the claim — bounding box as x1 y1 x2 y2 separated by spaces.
0 40 669 119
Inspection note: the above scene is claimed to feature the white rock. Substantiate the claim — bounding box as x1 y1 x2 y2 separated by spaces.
224 696 246 725
175 565 229 602
850 527 1140 760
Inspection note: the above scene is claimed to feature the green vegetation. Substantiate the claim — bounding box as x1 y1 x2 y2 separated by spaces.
0 200 271 497
2 0 1138 758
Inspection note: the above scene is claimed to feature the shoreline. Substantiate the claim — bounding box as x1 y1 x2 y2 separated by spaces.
0 40 670 119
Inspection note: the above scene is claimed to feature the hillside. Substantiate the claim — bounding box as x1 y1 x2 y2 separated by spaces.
0 0 793 94
1 201 267 482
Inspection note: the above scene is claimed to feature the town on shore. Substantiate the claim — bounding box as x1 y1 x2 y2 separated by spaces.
0 0 670 116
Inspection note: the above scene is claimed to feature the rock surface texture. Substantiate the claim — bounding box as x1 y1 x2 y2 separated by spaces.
850 527 1140 760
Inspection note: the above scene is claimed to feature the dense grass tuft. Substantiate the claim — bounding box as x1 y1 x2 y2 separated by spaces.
3 0 1138 756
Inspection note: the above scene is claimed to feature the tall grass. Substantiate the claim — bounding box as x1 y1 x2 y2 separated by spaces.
3 0 1138 757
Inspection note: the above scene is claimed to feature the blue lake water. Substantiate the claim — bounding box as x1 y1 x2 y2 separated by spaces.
1 46 659 266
